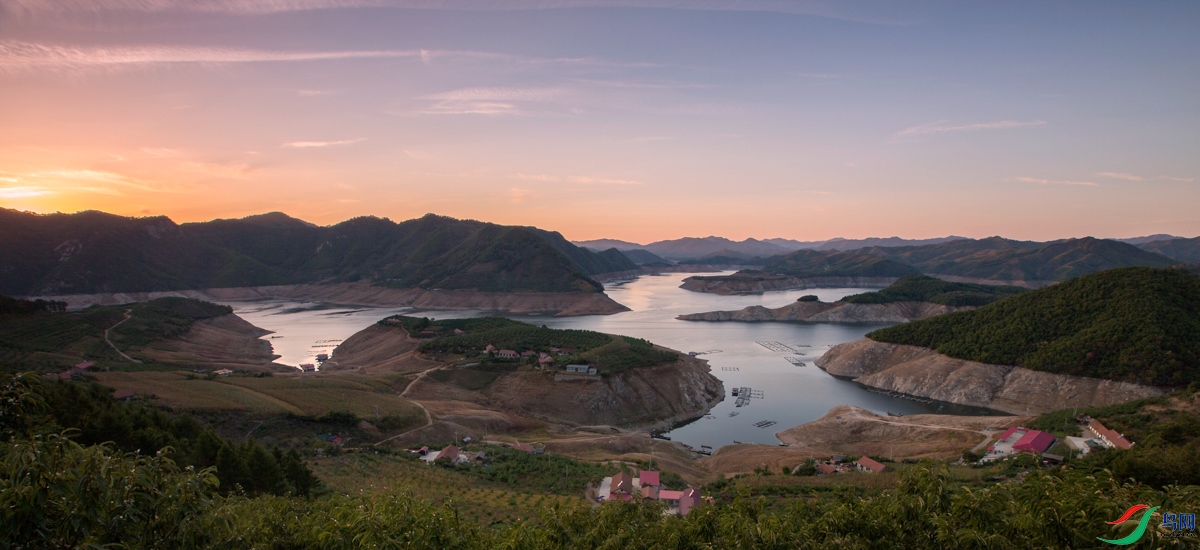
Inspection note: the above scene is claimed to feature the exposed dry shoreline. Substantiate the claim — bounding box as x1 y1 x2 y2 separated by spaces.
678 300 968 324
27 282 630 317
816 338 1163 415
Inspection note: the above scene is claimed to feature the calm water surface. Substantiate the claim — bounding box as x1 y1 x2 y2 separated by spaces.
222 272 999 449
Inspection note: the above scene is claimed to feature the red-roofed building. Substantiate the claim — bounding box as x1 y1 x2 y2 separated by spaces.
1013 430 1056 453
440 445 460 461
997 426 1019 441
609 472 634 501
678 487 700 516
815 463 838 476
512 443 535 453
855 457 887 473
638 470 660 488
1088 420 1133 450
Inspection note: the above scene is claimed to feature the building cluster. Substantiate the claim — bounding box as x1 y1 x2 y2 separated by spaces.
812 456 887 476
415 442 541 465
1064 417 1134 456
44 360 95 381
982 426 1057 462
598 470 703 516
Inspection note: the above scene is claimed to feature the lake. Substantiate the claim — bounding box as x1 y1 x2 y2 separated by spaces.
223 272 1002 449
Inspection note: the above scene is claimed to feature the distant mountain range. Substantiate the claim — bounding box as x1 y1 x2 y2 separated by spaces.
1133 236 1200 264
0 209 636 296
575 235 968 261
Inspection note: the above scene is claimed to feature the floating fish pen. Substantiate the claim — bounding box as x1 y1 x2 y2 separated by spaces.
756 341 800 353
753 420 777 429
735 395 751 407
792 344 812 348
315 339 343 343
785 357 807 366
721 366 740 371
728 411 740 417
747 389 765 399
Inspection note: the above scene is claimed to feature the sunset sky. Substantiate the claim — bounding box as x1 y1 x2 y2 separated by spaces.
1 1 1197 243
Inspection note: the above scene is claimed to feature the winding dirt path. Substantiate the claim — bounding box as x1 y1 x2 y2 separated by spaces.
104 309 143 364
377 363 444 443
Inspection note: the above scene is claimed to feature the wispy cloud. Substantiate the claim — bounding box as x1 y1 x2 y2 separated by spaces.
509 187 533 204
28 169 184 192
281 138 365 148
897 119 1046 137
1095 171 1143 181
296 89 336 96
0 40 447 72
0 185 54 198
1017 176 1099 187
3 0 910 25
417 86 568 116
1159 175 1194 183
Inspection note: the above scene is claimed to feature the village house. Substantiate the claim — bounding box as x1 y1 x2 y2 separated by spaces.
213 369 234 376
496 349 520 360
607 471 635 501
983 427 1056 461
855 457 887 473
1086 419 1133 450
599 470 701 516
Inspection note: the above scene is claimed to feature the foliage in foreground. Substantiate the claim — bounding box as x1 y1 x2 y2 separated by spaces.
868 267 1200 386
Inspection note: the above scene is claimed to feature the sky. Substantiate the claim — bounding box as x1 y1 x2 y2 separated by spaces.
1 1 1197 243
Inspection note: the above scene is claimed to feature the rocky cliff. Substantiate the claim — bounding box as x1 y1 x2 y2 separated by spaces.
678 300 967 323
679 275 899 295
27 281 630 317
815 339 1163 415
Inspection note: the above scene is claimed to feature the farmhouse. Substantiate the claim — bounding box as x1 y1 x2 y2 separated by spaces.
1086 419 1133 450
855 457 887 473
496 349 519 360
983 427 1056 461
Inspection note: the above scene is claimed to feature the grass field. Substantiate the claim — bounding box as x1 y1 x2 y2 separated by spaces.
91 371 426 422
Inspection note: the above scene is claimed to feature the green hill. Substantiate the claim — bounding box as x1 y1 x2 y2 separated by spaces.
842 275 1027 306
0 296 233 372
1136 236 1200 263
867 267 1200 386
761 249 920 278
0 209 634 295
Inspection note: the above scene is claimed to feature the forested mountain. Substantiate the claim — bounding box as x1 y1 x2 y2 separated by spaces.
1135 236 1200 263
641 236 791 260
617 248 669 266
762 249 920 278
868 267 1200 386
842 275 1027 306
0 209 634 295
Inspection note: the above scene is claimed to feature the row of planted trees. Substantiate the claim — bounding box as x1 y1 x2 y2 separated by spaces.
4 372 1200 549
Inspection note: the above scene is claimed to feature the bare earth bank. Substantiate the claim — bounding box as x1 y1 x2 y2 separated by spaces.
26 281 630 317
816 338 1163 415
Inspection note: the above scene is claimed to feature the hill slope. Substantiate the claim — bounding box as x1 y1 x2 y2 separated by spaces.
842 275 1027 307
1 209 631 295
867 267 1200 386
762 249 922 278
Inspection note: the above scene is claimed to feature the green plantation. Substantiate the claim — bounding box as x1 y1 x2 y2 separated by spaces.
5 372 1200 548
389 315 677 374
0 296 233 373
868 267 1200 386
